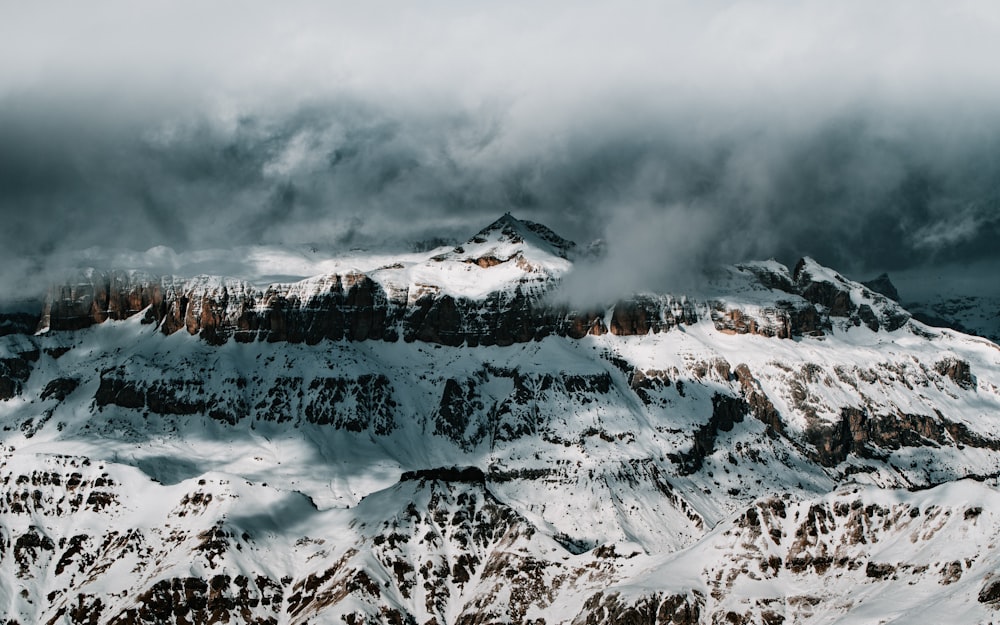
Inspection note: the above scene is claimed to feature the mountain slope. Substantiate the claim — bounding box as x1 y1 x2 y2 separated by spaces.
3 215 1000 624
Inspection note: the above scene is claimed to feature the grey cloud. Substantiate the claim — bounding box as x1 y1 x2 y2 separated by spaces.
4 96 1000 303
3 1 1000 305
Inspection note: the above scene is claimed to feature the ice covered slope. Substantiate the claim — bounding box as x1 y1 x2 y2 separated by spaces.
3 215 1000 623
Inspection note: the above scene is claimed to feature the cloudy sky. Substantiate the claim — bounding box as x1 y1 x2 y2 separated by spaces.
3 1 1000 302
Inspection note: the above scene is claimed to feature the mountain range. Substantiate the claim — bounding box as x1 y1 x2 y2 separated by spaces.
2 214 1000 624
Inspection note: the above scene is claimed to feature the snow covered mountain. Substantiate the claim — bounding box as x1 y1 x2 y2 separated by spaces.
3 214 1000 624
862 270 1000 344
906 295 1000 344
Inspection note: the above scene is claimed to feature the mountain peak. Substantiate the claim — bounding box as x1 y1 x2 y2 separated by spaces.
862 272 901 302
468 213 576 259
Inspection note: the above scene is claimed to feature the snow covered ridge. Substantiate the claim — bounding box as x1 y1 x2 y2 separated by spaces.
5 215 1000 623
3 454 1000 623
29 216 912 348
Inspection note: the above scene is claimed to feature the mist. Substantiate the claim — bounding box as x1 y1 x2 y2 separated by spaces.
3 1 1000 304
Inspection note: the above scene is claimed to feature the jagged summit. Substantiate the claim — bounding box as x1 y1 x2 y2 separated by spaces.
863 272 901 302
467 212 576 259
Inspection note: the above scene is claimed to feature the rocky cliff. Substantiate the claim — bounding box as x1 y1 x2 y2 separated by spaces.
34 256 909 349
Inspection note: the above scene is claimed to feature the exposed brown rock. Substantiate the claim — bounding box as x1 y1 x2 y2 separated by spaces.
610 300 650 336
34 256 910 350
935 358 975 390
805 406 1000 466
465 255 506 268
713 307 795 338
733 364 784 435
565 310 606 339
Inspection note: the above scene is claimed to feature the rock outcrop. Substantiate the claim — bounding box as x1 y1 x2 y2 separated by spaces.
863 273 901 302
35 257 911 348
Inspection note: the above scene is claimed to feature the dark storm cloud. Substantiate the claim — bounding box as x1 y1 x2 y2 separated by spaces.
3 1 1000 303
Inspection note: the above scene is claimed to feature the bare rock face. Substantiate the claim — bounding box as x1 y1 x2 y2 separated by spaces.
400 466 486 484
40 377 80 402
35 255 913 350
564 309 607 339
571 590 704 625
935 358 976 390
609 296 699 336
609 298 656 336
39 271 625 348
712 305 798 338
733 364 784 436
863 273 901 302
791 258 909 332
39 271 407 346
804 406 1000 467
93 366 400 434
0 354 33 400
38 270 165 332
676 394 747 475
795 273 856 319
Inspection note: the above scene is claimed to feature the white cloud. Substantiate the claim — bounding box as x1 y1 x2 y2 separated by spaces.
4 1 1000 117
911 203 997 250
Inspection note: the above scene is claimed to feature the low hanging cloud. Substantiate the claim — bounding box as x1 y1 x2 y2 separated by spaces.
2 1 1000 303
908 195 1000 252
